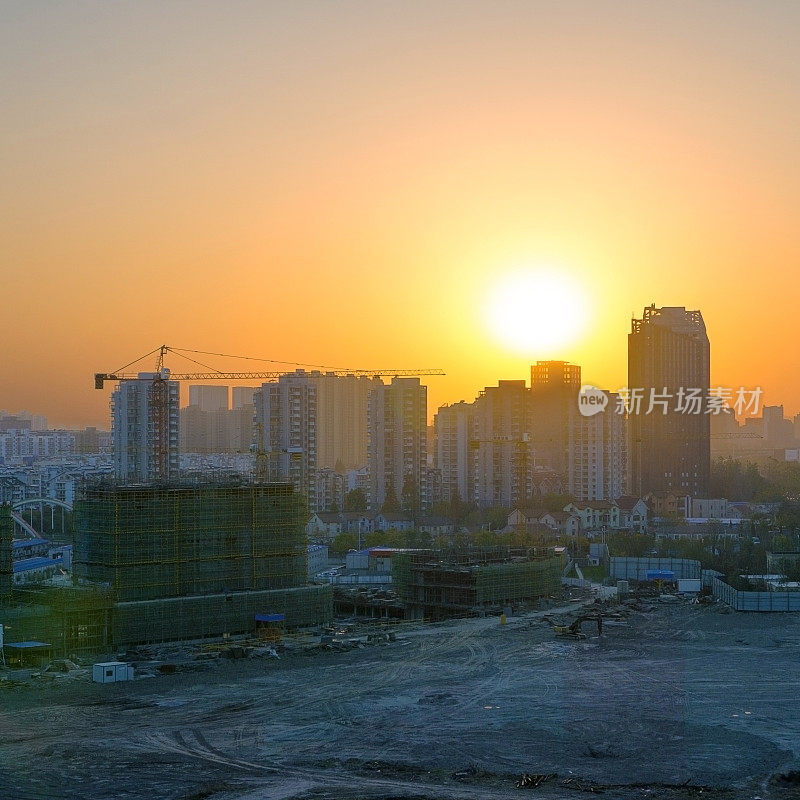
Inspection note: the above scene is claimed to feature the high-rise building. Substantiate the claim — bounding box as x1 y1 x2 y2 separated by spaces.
568 392 626 501
232 386 257 410
112 371 180 483
471 380 533 509
254 373 318 510
434 401 473 504
530 361 581 478
311 373 382 471
368 377 427 514
252 371 380 512
189 385 229 413
763 405 794 449
628 304 710 497
182 385 255 455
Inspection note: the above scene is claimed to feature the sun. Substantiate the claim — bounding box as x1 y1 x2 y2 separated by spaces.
484 268 589 356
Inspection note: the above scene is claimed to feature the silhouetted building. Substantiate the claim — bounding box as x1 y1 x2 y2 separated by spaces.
74 426 110 454
628 305 710 497
530 361 581 478
188 385 229 413
368 377 427 514
471 380 533 509
434 401 473 504
568 391 626 501
232 386 257 410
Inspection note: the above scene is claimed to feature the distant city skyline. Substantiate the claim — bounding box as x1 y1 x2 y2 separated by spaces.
4 2 800 426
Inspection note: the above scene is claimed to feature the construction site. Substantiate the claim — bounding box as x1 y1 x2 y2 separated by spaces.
1 482 333 657
3 593 800 800
391 548 564 620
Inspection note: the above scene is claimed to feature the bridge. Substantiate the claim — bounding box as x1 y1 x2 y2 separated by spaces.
11 498 73 539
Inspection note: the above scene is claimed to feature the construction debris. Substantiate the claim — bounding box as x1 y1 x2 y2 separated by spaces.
516 772 556 788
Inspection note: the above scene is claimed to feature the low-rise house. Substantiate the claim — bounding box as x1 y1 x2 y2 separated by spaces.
539 510 581 536
371 512 414 532
615 497 649 532
340 512 373 536
682 497 743 520
306 512 343 540
417 516 455 536
563 500 620 532
507 508 546 531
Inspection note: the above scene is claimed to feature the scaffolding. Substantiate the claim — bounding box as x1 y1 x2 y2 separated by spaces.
66 482 332 647
113 585 332 645
73 483 308 602
1 586 114 657
0 505 11 601
392 548 564 620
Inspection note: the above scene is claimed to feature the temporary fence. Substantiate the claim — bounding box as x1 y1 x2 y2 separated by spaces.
609 556 701 581
711 576 800 612
113 584 332 645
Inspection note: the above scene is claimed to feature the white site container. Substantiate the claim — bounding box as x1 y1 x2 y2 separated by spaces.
677 579 702 594
92 661 131 684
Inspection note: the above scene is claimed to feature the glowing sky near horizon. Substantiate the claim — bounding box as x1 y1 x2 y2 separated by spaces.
2 1 800 427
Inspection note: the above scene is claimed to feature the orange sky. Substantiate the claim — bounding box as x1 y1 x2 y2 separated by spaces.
2 2 800 428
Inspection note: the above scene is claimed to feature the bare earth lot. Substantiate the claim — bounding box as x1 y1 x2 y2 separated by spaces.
2 602 800 800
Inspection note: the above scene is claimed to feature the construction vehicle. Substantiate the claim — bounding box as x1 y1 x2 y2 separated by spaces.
550 614 603 640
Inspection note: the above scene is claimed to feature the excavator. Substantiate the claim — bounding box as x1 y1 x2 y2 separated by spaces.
550 614 603 640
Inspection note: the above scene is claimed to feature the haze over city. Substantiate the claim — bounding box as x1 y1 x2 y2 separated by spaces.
6 5 800 800
4 1 800 427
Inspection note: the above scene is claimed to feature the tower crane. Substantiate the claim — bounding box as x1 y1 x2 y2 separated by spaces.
94 345 445 388
96 345 445 482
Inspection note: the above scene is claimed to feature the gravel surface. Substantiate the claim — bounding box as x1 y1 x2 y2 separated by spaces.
1 601 799 800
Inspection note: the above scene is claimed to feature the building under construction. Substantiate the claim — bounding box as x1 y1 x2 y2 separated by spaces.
1 586 114 657
392 548 564 620
70 482 331 646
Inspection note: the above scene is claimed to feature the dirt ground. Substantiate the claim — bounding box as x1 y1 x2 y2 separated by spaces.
2 600 800 800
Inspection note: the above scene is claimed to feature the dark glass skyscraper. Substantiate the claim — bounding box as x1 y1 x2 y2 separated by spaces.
530 360 581 479
628 305 710 498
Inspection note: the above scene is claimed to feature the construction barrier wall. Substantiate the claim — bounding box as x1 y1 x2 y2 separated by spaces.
711 576 800 612
113 585 333 646
73 483 307 602
0 505 12 601
609 556 701 581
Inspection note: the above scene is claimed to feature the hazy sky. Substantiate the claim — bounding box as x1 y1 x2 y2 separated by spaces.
2 1 800 427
